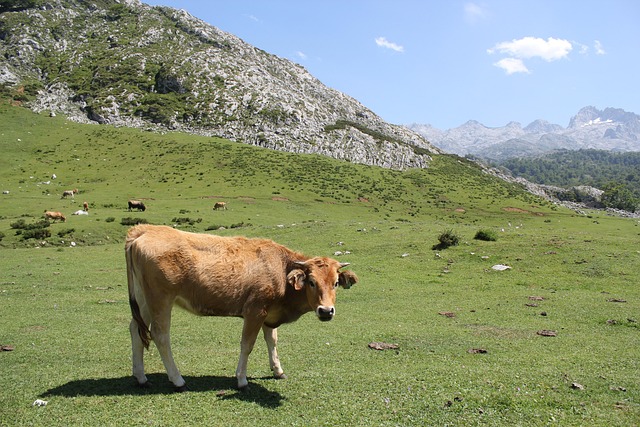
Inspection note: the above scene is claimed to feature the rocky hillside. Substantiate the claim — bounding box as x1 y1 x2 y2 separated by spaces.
0 0 440 169
409 106 640 161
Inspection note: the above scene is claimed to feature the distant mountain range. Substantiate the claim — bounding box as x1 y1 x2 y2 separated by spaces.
408 106 640 161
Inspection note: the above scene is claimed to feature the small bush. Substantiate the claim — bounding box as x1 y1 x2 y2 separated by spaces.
22 228 51 240
120 217 148 226
433 229 460 250
10 219 26 229
474 229 497 242
230 222 250 229
171 217 202 226
11 219 50 230
105 217 115 223
57 228 75 238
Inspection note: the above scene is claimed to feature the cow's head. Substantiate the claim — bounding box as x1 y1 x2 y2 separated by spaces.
288 257 358 321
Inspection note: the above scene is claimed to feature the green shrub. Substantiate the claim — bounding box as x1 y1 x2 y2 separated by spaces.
171 217 202 226
433 229 460 250
474 229 497 241
230 221 250 229
120 217 148 226
11 218 50 230
105 217 116 223
10 219 27 229
57 228 75 238
22 228 51 240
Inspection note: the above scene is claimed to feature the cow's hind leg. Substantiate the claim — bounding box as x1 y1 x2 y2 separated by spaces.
262 326 286 380
130 318 149 387
151 306 187 392
130 298 151 387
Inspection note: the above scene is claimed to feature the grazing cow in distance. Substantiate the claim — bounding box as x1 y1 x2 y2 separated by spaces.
126 224 358 391
83 201 89 212
44 210 66 222
128 200 146 211
61 189 78 199
213 201 227 210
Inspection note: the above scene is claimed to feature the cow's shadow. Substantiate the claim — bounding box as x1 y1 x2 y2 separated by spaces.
41 374 284 408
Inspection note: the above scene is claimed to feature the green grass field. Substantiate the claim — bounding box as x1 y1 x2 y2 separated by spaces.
1 102 638 426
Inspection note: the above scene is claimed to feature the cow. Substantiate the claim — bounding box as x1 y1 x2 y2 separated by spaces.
213 201 227 210
44 210 66 222
83 201 89 211
128 200 146 211
61 189 78 199
125 224 358 391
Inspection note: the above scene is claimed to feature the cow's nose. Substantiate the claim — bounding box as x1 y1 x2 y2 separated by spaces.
316 306 335 321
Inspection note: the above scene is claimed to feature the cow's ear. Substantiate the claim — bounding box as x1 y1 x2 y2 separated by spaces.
338 270 358 289
287 269 306 290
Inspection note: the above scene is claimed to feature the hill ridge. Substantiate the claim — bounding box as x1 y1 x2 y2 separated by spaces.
0 0 440 169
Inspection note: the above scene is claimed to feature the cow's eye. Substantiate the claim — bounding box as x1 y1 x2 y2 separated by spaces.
308 280 316 288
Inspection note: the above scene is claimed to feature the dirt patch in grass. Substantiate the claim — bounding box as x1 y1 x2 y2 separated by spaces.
502 206 545 216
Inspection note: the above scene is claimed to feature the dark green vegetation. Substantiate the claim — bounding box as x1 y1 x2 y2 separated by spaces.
1 103 639 426
474 229 498 242
498 149 640 211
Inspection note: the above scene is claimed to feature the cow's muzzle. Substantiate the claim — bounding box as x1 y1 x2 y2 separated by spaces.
316 306 335 321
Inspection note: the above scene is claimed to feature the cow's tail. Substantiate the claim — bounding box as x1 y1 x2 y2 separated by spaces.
126 226 151 350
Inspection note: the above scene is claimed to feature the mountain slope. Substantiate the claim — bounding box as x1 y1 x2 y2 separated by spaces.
0 0 439 169
408 106 640 161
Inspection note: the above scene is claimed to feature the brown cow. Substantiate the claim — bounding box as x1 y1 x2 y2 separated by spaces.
61 189 78 199
125 224 358 390
83 201 89 211
44 210 66 222
128 200 146 211
213 201 227 210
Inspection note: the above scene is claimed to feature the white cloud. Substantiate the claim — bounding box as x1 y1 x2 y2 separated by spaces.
493 58 530 75
594 40 606 55
575 42 589 55
488 36 572 62
464 2 488 23
295 51 307 60
375 37 404 53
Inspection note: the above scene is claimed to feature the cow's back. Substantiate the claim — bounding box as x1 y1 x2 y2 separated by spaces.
126 225 296 317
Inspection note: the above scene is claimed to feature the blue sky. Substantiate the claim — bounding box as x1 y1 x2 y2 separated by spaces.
144 1 639 130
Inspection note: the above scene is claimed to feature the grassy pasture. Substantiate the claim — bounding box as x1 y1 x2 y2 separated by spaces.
0 103 639 426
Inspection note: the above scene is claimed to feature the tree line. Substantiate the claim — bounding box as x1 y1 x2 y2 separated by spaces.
495 149 640 212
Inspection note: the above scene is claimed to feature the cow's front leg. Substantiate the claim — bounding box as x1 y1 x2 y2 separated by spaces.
236 317 263 390
263 325 286 379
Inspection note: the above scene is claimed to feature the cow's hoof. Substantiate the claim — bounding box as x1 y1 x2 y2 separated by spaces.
136 381 152 389
174 384 189 393
274 373 287 380
237 384 249 392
